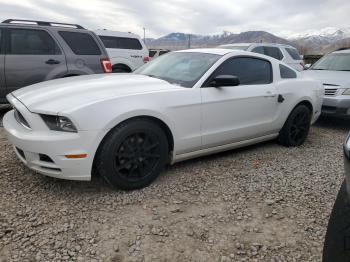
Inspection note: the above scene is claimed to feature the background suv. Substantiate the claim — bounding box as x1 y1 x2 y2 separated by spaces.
303 49 350 119
0 19 111 104
219 43 305 71
149 48 170 60
94 30 149 73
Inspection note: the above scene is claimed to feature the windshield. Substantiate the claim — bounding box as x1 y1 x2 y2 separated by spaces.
220 45 249 50
134 52 221 87
311 53 350 71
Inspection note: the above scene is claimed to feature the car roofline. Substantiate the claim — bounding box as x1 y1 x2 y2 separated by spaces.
219 43 296 49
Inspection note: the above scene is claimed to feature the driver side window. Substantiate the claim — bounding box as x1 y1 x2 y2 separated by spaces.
207 57 273 86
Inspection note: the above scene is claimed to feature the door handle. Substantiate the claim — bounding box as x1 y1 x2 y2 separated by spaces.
264 91 276 98
45 59 60 65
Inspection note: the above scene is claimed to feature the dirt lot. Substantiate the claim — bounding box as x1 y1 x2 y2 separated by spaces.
0 107 349 262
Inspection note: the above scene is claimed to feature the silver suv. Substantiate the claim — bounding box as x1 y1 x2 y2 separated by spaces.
303 49 350 119
0 19 111 104
218 43 305 71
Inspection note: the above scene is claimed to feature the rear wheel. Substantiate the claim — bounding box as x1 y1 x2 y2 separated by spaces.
112 64 132 73
96 119 168 190
278 104 311 147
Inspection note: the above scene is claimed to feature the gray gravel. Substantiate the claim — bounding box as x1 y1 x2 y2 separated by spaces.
0 116 349 262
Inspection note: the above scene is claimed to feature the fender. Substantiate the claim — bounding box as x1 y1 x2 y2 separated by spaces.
109 56 135 71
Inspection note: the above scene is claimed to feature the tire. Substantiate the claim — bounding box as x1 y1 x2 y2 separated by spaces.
95 119 169 190
278 104 311 147
112 65 131 73
323 180 350 262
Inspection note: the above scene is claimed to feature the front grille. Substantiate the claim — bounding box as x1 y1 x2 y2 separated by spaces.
324 88 338 96
14 109 31 129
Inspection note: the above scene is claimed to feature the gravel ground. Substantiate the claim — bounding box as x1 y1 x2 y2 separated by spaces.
0 110 349 262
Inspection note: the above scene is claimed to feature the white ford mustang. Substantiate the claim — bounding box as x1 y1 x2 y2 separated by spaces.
3 49 323 190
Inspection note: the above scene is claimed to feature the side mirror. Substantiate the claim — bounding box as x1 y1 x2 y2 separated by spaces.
209 75 240 87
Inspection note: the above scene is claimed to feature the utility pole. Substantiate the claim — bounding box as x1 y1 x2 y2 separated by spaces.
143 27 146 44
188 34 191 49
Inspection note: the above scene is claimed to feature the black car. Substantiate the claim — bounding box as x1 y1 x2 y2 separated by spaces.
323 133 350 261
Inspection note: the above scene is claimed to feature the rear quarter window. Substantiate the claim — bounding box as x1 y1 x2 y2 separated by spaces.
285 48 301 60
279 64 297 79
59 31 101 55
149 50 157 57
264 47 283 60
99 36 143 50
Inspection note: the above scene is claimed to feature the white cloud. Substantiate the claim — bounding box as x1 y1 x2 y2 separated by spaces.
0 0 349 38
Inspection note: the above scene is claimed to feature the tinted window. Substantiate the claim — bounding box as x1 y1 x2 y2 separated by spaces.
279 64 297 78
99 36 143 50
149 50 157 57
264 47 283 60
9 29 60 55
159 50 169 56
0 29 2 53
285 48 301 60
59 31 101 55
210 57 272 85
252 46 264 54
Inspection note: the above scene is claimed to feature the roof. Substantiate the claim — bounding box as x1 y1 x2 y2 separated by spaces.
332 49 350 54
219 43 295 48
176 48 242 55
94 29 140 39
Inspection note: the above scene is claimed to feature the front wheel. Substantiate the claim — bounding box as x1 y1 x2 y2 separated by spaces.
95 119 169 190
278 104 311 147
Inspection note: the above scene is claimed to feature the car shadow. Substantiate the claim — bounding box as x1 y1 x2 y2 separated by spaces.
0 105 11 127
314 116 350 132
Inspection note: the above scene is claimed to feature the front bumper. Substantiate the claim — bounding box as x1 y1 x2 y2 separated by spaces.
322 96 350 118
3 102 102 181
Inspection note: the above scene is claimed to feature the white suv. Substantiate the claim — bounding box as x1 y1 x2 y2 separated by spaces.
219 43 305 71
94 30 149 73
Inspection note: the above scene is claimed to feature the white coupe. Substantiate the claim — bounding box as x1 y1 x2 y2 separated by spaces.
3 49 323 190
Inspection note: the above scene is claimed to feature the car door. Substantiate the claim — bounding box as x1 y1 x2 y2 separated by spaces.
200 56 279 149
5 27 67 94
0 28 6 102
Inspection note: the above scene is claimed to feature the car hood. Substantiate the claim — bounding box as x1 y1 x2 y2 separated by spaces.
302 70 350 87
11 74 180 114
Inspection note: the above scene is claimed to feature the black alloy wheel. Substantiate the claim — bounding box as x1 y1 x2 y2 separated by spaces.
278 105 311 147
114 132 161 182
96 119 168 190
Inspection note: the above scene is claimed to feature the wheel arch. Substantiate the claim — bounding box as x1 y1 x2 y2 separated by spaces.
112 63 132 72
92 115 175 175
293 99 313 115
281 98 314 130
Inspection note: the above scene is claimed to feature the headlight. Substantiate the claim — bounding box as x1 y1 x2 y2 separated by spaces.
41 115 77 133
343 89 350 95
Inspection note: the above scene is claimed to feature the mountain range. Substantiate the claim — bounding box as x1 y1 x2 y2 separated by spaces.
146 28 350 54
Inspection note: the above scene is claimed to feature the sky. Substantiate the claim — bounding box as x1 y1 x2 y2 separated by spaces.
0 0 349 39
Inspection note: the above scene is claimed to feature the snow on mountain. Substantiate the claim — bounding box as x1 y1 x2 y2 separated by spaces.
146 28 350 54
286 27 350 40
